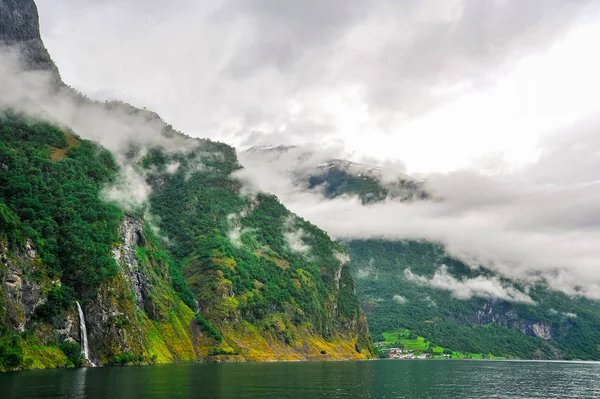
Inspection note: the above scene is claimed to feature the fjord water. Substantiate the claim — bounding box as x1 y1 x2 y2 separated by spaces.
1 360 600 399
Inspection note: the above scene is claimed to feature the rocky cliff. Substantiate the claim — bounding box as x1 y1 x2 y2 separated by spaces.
1 215 202 370
0 0 58 77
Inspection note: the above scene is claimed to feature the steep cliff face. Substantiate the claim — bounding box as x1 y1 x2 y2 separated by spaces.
0 237 80 370
475 300 553 340
0 0 59 77
0 214 205 370
1 239 45 332
83 216 202 366
0 115 372 371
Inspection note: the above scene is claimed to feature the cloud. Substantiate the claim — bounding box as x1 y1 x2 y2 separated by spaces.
0 48 208 208
226 199 259 248
36 0 597 151
392 295 407 304
549 308 578 319
227 213 243 248
404 265 534 304
283 216 311 255
101 164 152 212
235 116 600 301
335 252 350 265
0 49 196 152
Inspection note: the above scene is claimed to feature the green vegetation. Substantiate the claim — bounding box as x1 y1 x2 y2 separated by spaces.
0 111 125 370
0 110 372 371
0 326 23 369
209 348 239 356
382 330 429 351
34 285 75 324
0 111 122 295
139 145 372 354
109 351 147 366
58 340 83 367
308 167 429 204
348 239 600 360
309 168 388 203
376 329 506 360
195 313 223 342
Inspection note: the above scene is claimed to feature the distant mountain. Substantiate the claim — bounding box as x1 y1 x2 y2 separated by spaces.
0 0 372 371
242 145 431 203
242 147 600 360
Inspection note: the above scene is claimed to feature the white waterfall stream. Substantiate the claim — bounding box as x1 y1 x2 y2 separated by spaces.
75 301 96 367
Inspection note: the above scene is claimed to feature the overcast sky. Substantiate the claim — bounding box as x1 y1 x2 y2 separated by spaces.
37 0 600 173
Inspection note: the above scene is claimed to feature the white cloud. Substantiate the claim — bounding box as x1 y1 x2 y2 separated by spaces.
283 216 311 255
0 49 212 209
227 213 243 249
235 123 600 301
101 164 151 212
392 295 407 304
404 265 534 304
36 0 600 173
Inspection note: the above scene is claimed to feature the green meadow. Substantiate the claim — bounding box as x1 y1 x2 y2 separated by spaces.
378 329 508 360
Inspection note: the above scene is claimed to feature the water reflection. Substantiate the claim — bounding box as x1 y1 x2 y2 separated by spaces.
1 360 600 399
70 367 87 399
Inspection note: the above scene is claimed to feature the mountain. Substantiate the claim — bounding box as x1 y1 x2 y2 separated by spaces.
0 0 372 371
0 0 58 77
348 239 600 360
242 145 431 203
242 146 600 360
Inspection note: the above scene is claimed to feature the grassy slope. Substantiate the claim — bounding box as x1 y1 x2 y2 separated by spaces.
378 329 506 360
141 146 373 360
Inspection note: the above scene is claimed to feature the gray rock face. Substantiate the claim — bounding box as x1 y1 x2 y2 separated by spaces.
476 299 553 340
1 239 80 346
1 239 46 331
530 323 553 340
112 216 154 317
0 0 60 77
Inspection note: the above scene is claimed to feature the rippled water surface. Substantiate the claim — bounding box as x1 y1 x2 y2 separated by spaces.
1 359 600 398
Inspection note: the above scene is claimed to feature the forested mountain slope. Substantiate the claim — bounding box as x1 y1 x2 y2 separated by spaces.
303 158 600 360
241 145 600 360
0 0 372 371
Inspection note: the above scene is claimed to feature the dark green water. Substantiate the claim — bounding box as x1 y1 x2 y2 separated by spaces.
1 359 600 398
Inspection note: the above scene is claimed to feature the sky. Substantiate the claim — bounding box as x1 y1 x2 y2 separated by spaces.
19 0 600 300
36 0 600 173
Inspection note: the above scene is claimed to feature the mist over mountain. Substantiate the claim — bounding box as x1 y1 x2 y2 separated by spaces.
239 138 600 301
237 143 600 359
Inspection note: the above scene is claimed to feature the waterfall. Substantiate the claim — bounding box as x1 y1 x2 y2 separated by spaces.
75 301 96 367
